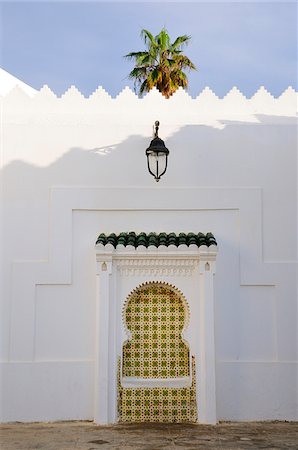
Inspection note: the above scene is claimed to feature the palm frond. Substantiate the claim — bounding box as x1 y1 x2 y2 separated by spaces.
171 35 191 50
124 51 149 60
156 28 170 51
139 79 150 95
128 66 148 81
173 55 197 71
171 70 188 89
137 53 154 66
141 29 157 48
148 68 162 85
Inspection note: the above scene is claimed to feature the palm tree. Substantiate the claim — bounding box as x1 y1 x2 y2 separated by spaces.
124 28 196 98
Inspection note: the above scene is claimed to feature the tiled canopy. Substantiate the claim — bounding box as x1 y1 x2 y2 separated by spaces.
96 232 217 248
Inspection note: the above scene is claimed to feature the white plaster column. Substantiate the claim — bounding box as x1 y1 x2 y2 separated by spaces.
198 252 217 424
94 255 112 424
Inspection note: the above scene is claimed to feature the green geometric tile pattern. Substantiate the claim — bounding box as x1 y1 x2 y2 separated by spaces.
118 356 197 423
122 282 190 378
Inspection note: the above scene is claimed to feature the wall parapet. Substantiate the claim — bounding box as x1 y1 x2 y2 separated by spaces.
1 85 297 120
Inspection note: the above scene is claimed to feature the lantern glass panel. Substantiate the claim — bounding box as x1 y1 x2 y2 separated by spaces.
148 152 167 180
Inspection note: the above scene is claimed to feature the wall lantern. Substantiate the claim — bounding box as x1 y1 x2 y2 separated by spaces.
146 121 169 182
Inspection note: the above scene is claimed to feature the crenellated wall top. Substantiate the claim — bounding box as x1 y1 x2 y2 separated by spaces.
1 85 297 123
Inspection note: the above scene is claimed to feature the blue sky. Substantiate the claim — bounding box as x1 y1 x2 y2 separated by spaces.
0 1 297 97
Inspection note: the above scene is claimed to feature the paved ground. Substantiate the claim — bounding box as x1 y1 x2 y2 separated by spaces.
0 421 298 450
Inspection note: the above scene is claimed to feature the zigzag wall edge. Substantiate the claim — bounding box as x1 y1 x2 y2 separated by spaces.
1 84 297 101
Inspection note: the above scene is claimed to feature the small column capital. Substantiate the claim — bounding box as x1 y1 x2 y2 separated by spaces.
96 256 113 275
198 245 217 275
198 257 216 275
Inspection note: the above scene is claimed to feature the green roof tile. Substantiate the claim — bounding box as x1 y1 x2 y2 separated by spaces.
96 232 217 248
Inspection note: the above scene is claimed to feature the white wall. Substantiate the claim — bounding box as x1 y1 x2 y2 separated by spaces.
0 85 297 422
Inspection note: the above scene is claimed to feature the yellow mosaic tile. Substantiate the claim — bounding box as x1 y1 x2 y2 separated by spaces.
119 282 197 423
122 282 190 378
118 356 197 423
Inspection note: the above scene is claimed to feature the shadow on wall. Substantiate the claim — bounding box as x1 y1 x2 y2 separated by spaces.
2 116 296 263
2 116 297 198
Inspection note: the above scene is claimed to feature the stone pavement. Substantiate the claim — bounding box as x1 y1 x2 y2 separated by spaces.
0 421 298 450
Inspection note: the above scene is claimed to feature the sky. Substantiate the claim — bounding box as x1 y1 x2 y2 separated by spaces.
0 1 297 98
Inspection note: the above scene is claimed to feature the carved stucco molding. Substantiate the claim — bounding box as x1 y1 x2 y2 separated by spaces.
115 258 199 277
95 244 217 277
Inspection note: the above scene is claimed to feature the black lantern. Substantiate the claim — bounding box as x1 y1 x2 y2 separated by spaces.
146 121 169 182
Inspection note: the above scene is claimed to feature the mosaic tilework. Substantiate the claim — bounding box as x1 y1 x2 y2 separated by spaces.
118 356 197 423
122 282 190 378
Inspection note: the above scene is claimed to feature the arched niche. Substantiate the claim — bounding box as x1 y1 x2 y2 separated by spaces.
121 282 191 388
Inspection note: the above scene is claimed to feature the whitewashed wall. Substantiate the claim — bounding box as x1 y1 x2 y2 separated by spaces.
0 85 297 422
